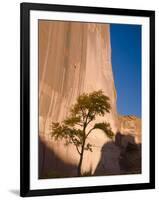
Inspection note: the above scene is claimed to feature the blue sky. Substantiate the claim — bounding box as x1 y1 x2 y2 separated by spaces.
110 24 141 117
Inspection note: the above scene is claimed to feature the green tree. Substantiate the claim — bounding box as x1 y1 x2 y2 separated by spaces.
50 90 114 176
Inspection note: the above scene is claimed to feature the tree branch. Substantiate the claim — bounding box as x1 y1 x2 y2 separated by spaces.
86 127 95 138
75 145 81 155
86 117 94 126
71 137 81 155
85 110 90 124
80 107 86 122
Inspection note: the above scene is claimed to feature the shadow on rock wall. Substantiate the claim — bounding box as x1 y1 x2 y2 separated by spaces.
39 136 77 179
94 132 141 176
39 132 141 179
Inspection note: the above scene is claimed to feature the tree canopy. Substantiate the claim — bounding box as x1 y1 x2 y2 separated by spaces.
50 90 114 176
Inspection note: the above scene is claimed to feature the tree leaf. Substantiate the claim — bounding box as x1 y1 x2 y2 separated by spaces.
93 122 114 139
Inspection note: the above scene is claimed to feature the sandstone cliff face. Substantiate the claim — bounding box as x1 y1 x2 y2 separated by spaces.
116 116 141 174
38 20 141 178
118 115 141 144
94 115 141 176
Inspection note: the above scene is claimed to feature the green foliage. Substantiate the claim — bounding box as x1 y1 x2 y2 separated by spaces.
51 122 83 142
50 90 114 176
51 90 113 151
64 116 81 127
93 122 114 139
70 90 111 124
51 123 83 155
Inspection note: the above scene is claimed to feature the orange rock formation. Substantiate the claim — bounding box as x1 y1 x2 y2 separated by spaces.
38 20 141 178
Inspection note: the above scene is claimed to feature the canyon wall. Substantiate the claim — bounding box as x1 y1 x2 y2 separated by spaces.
94 115 141 175
118 115 141 144
38 20 140 178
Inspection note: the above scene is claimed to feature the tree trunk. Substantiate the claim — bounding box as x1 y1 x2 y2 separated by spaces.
77 139 85 176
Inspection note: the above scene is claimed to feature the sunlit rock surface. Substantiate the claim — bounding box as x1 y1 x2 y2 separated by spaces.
38 21 141 178
118 115 141 144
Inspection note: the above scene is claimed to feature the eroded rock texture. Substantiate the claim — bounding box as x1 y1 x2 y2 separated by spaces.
38 20 141 178
117 115 141 174
118 115 141 144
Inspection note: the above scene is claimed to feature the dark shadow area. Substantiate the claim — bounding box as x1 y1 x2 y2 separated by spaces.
39 132 141 179
119 143 141 174
39 136 77 179
94 141 121 176
9 190 19 196
94 132 141 176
